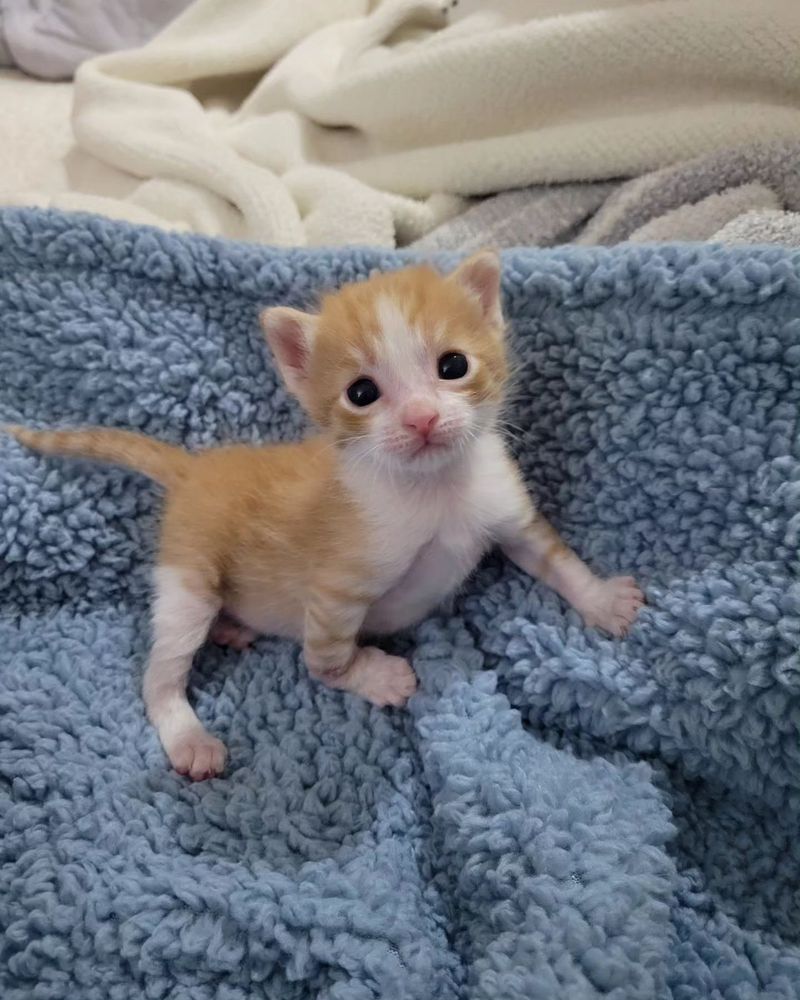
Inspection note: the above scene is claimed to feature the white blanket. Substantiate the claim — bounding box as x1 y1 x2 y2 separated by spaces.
4 0 800 247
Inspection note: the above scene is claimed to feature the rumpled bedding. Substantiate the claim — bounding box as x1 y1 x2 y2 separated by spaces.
0 208 798 998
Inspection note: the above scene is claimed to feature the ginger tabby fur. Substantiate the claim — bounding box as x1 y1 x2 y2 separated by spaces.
6 252 644 779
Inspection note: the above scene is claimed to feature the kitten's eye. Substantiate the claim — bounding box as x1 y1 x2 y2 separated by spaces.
438 351 469 380
346 377 381 407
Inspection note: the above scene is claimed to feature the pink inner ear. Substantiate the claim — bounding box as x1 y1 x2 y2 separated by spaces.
262 308 315 391
276 321 309 376
473 266 498 314
457 255 501 319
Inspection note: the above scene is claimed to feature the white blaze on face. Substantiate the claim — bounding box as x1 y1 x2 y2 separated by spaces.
369 296 434 457
374 296 430 392
344 294 481 472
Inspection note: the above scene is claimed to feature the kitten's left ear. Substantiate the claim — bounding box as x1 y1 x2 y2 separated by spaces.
260 306 318 406
450 250 503 328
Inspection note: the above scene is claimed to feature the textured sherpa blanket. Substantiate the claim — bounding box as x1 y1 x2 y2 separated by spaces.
1 209 799 999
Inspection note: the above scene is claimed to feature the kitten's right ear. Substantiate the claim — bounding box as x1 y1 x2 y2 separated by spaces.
450 249 503 328
260 307 318 403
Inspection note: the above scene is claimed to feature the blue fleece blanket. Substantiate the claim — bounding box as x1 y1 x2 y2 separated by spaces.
0 208 798 1000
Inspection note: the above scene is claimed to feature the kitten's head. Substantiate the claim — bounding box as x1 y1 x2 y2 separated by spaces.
260 251 507 476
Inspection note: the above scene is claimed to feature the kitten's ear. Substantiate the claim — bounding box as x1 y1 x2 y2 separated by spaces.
260 306 318 403
450 250 503 328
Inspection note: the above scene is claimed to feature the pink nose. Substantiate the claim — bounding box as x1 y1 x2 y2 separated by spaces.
403 405 440 439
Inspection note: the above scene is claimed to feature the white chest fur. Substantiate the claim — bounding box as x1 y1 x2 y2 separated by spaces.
359 432 531 633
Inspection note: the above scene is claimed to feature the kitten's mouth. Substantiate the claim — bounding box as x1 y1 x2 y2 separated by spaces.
378 432 466 465
406 434 467 464
411 437 448 456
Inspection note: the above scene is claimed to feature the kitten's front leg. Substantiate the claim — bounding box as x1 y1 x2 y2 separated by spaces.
144 566 228 780
502 513 644 637
303 586 417 707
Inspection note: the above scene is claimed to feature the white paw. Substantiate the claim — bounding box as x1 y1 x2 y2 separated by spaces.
577 576 645 638
349 649 418 708
167 729 227 781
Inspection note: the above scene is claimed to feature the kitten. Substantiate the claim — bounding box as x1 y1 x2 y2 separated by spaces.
6 252 644 780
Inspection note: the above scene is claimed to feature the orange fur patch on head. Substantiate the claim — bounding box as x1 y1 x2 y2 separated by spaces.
305 261 508 432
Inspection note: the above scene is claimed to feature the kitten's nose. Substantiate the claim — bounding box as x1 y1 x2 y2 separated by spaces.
403 405 440 439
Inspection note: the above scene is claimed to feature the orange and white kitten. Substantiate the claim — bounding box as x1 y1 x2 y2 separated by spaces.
6 252 644 780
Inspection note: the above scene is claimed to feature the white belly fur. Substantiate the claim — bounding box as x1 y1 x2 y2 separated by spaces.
365 531 489 634
225 432 529 643
363 431 530 634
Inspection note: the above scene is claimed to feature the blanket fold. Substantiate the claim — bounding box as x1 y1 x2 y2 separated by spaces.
1 209 799 999
415 139 800 252
4 0 800 246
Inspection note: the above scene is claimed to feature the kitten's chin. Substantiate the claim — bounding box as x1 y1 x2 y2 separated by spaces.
399 444 458 475
388 432 480 477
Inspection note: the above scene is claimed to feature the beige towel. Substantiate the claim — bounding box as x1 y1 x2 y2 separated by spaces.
4 0 800 246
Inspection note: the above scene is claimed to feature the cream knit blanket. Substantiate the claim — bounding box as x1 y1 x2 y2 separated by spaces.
6 0 800 246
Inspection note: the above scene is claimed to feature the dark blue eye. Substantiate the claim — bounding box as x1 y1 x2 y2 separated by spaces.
347 377 380 407
438 352 469 380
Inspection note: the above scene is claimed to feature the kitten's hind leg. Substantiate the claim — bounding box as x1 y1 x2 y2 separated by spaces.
209 612 259 651
143 566 227 780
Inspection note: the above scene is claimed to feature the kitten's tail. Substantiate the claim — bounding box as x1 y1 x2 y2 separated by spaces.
4 425 191 488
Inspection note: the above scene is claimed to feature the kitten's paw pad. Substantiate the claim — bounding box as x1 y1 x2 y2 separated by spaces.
354 651 418 708
579 576 645 638
169 731 227 781
210 618 259 651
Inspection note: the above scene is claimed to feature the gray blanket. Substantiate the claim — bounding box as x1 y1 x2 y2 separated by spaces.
715 208 800 246
414 140 800 251
0 0 190 79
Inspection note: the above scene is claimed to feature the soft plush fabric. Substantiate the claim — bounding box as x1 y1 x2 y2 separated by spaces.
412 181 619 254
716 208 800 248
0 208 799 999
2 0 800 245
0 0 191 80
416 139 800 252
578 140 800 247
624 183 781 244
0 69 74 202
